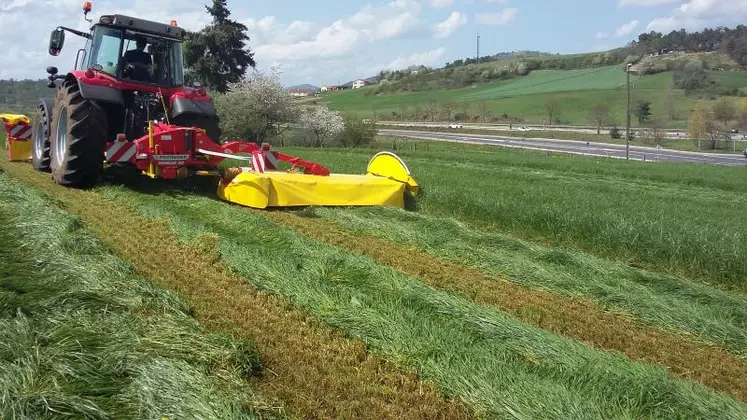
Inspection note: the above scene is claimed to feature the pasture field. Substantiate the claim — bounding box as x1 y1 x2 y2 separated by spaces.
320 67 747 128
1 135 747 418
288 139 747 291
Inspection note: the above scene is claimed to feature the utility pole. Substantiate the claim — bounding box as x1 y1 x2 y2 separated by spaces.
476 32 480 63
626 63 632 161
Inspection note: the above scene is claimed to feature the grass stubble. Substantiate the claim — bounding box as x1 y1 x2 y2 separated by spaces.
85 176 747 418
3 154 747 418
261 208 747 403
0 159 470 420
0 171 280 419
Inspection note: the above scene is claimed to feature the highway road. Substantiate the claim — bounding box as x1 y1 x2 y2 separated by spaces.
379 129 747 167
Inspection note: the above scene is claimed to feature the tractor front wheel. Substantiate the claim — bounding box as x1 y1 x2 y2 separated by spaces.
49 82 108 188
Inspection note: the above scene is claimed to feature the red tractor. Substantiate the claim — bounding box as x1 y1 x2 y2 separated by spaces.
32 5 229 187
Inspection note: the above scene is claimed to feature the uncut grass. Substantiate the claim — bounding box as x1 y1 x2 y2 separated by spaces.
281 143 747 291
311 206 747 356
0 170 278 419
0 161 469 420
96 182 747 419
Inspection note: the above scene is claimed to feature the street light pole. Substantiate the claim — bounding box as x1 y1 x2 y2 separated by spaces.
626 63 632 161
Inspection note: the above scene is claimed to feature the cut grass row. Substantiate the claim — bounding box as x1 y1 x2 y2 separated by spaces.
309 206 747 353
259 208 747 401
283 142 747 291
0 170 279 419
0 160 468 420
68 174 747 417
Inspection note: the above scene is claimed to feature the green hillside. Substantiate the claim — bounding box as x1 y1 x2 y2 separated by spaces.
320 67 741 127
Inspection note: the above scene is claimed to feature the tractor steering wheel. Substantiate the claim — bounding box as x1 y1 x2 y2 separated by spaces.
123 62 151 82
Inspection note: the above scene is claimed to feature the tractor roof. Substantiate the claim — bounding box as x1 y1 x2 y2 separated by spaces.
95 14 186 40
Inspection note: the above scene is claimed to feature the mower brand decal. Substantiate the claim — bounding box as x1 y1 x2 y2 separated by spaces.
105 141 136 162
154 154 189 161
161 135 172 141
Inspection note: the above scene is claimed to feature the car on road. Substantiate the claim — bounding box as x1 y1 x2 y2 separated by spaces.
516 126 530 132
448 123 463 129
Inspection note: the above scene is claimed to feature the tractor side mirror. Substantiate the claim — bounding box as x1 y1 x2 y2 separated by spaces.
49 28 65 56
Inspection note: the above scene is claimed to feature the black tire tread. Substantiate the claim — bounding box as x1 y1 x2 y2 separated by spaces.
50 82 108 188
31 105 51 171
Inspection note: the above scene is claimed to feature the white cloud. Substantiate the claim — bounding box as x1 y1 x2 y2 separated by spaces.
615 20 640 37
646 0 747 32
619 0 679 6
255 20 361 62
427 0 454 8
595 32 610 40
386 47 447 70
434 11 468 39
475 8 518 26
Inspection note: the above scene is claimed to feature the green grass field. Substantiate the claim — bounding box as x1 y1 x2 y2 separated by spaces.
319 67 747 128
0 170 277 419
285 139 747 291
90 177 747 418
3 135 747 417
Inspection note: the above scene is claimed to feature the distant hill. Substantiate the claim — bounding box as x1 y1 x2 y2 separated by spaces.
286 84 319 92
0 79 49 116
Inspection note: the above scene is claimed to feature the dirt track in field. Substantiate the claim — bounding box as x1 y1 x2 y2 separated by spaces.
0 160 471 420
260 210 747 403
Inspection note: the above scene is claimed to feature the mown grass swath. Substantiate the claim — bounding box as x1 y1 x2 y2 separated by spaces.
96 181 747 419
0 170 279 419
309 206 747 356
0 160 470 420
283 141 747 290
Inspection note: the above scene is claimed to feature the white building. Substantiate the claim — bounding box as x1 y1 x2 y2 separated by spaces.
352 79 366 89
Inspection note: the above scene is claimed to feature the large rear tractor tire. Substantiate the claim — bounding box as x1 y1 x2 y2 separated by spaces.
49 82 108 188
173 114 222 145
31 102 52 172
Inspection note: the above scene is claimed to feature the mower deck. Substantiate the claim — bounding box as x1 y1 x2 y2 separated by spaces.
217 152 419 209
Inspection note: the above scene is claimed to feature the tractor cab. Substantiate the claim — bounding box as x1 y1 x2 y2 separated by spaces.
52 14 187 87
83 24 185 86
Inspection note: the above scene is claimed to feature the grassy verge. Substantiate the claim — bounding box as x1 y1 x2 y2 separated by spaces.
0 169 279 419
78 176 747 418
377 124 744 154
281 142 747 291
0 160 469 420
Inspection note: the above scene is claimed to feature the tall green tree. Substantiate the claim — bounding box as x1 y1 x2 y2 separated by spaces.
184 0 256 93
634 100 652 125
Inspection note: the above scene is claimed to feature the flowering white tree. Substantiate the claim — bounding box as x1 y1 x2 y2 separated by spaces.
214 66 298 142
299 106 344 147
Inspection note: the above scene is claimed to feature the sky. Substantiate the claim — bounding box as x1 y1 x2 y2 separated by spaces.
0 0 745 86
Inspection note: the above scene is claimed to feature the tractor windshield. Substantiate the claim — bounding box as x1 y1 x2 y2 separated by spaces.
87 25 185 87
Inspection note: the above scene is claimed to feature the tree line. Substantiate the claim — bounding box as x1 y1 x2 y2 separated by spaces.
630 26 747 67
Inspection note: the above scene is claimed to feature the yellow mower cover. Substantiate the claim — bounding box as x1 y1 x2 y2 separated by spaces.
217 152 419 209
1 113 32 162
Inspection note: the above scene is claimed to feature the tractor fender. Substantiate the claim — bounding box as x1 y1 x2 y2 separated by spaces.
170 96 217 119
65 74 124 106
77 80 124 106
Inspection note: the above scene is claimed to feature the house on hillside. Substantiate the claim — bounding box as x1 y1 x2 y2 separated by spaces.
352 79 366 89
288 89 313 98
